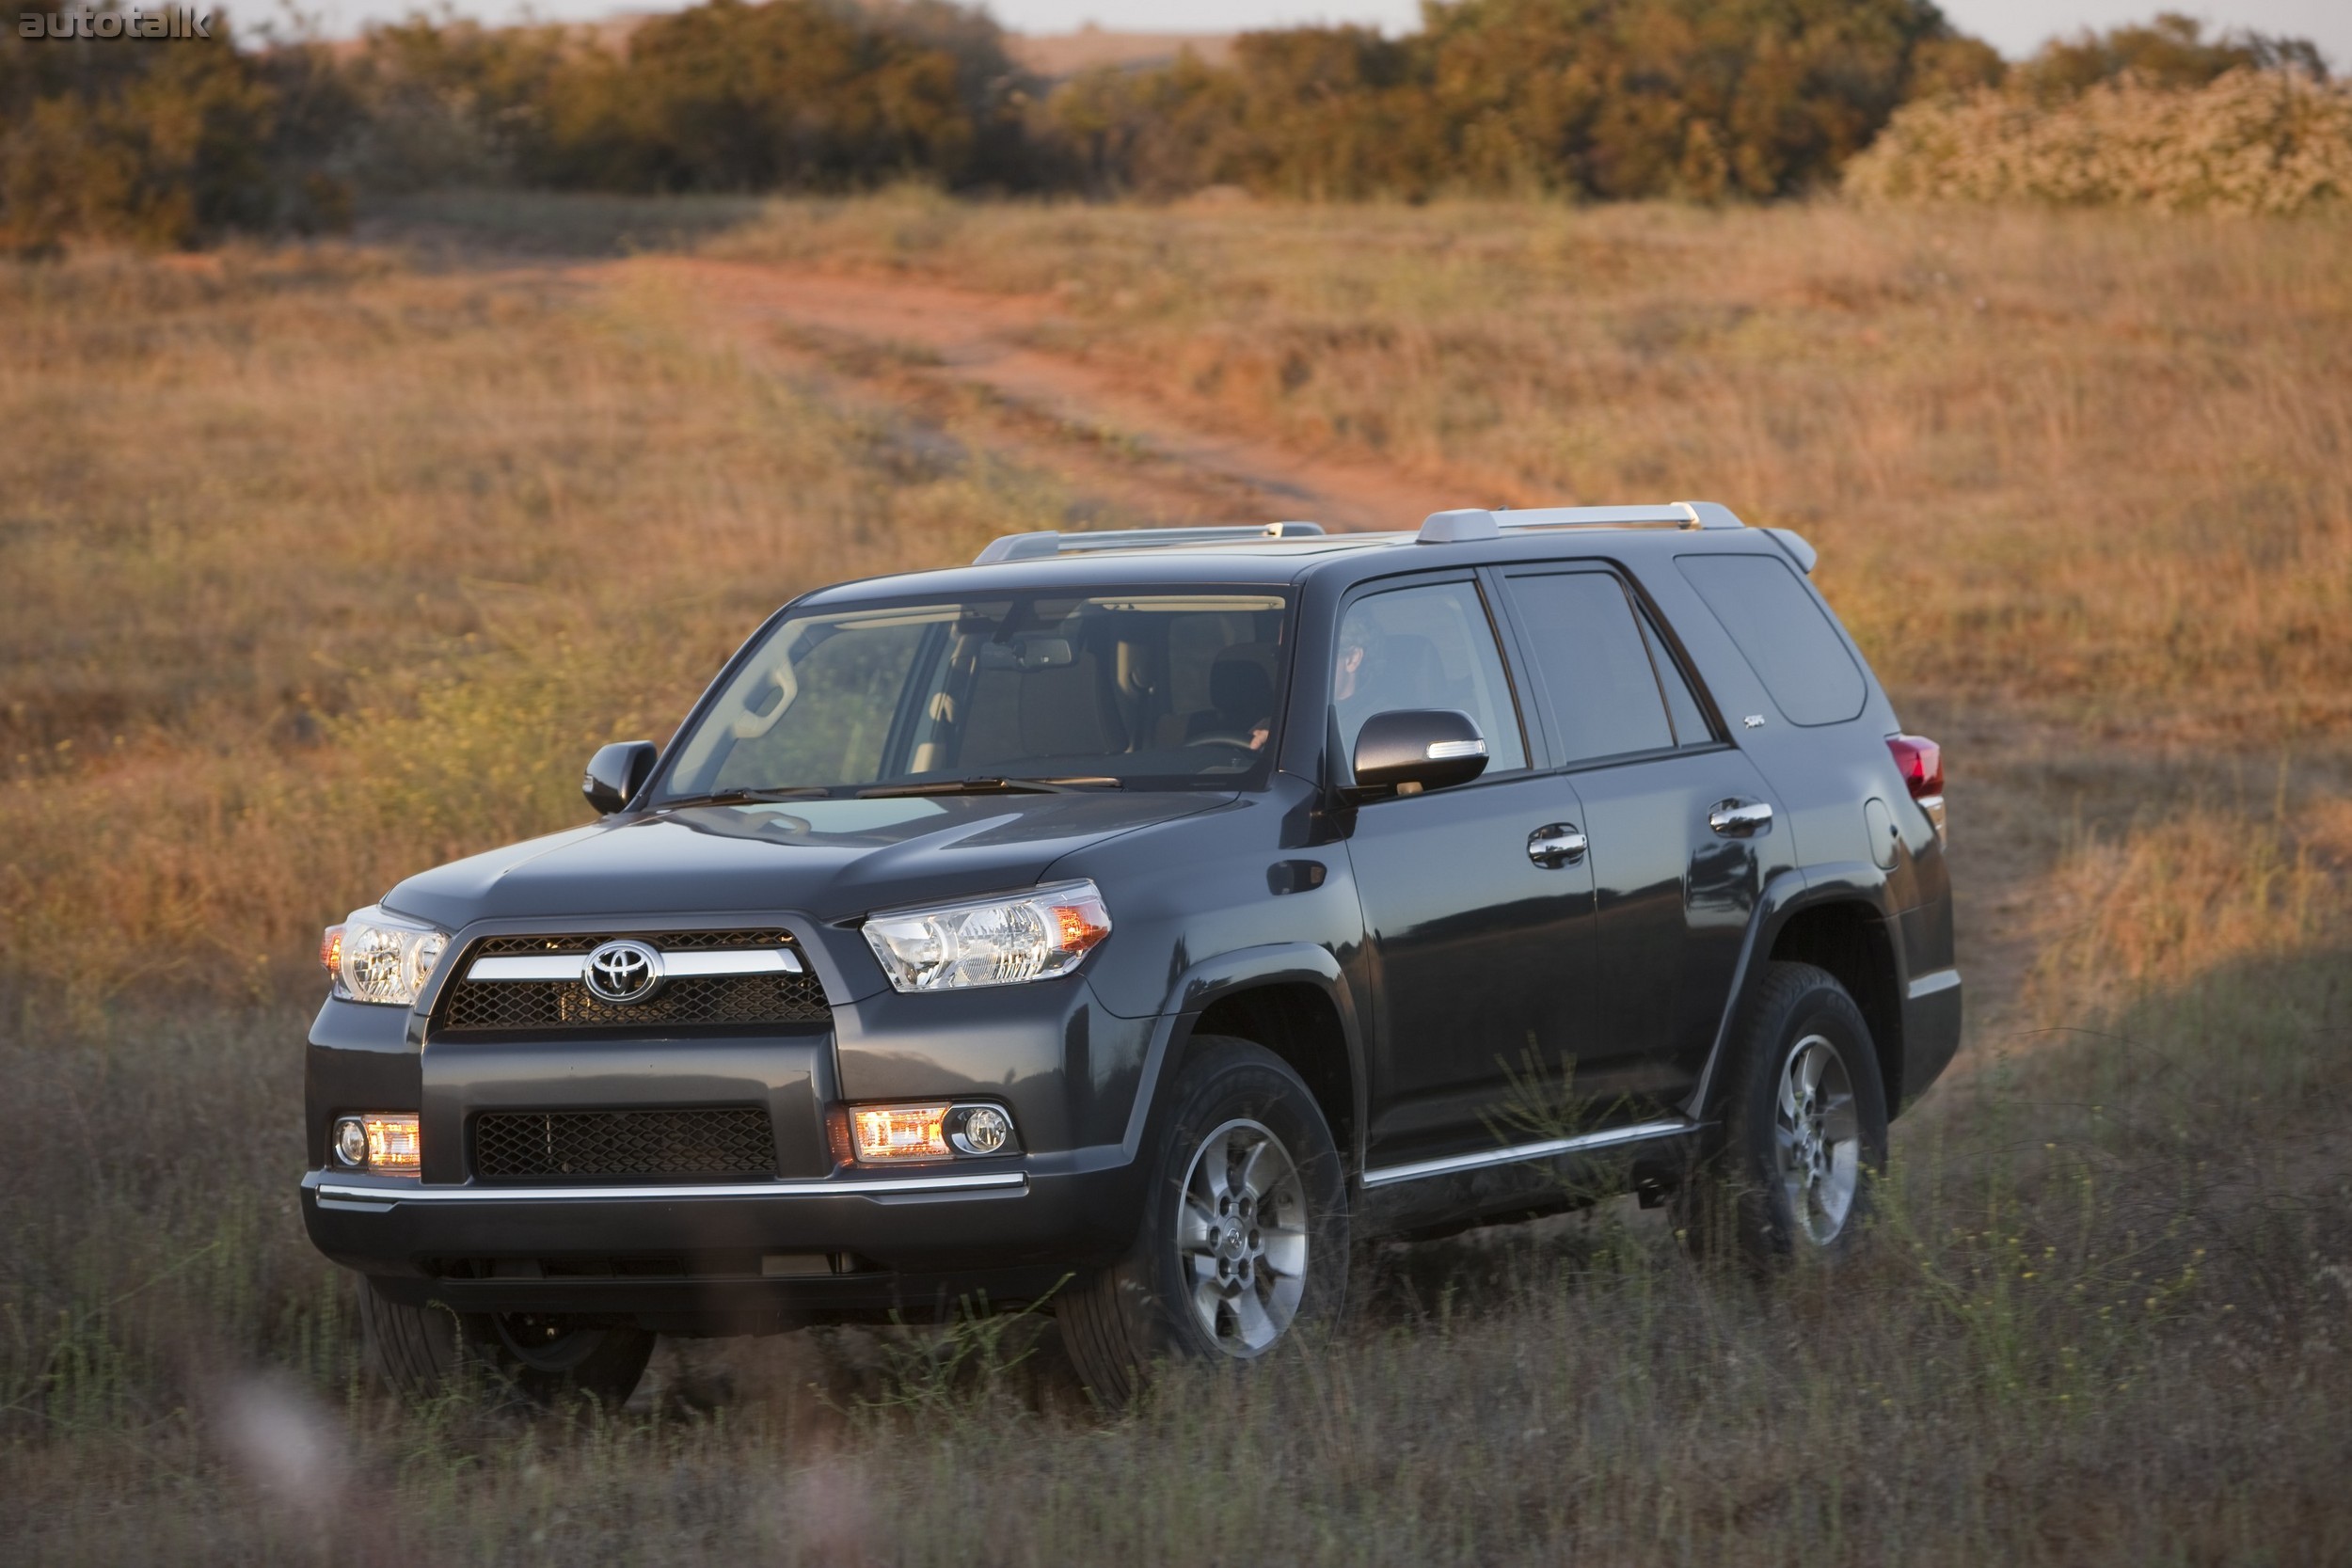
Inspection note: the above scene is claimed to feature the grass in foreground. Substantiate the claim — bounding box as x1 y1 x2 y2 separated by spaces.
6 878 2345 1563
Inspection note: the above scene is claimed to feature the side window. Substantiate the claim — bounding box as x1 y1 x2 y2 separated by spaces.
1501 571 1674 765
1640 611 1715 747
1677 554 1866 726
1333 580 1527 773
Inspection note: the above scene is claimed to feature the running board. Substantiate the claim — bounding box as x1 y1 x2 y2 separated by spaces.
1359 1118 1701 1189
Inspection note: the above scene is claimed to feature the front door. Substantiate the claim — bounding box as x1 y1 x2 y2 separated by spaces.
1335 575 1605 1172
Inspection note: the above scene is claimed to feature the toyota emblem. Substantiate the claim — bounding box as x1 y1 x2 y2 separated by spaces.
583 938 663 1004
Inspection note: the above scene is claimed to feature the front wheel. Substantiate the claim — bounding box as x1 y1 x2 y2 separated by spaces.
1676 961 1889 1272
355 1275 655 1409
1056 1037 1348 1406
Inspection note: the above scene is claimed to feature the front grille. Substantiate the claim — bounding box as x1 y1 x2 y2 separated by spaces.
435 930 830 1034
473 1107 778 1181
470 928 790 956
438 972 831 1031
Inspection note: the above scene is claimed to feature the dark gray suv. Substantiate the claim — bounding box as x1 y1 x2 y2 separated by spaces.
303 501 1959 1406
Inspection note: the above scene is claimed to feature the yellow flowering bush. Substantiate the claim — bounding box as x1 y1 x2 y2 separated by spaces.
1847 68 2352 214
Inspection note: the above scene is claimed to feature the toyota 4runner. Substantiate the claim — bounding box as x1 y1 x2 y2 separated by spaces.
303 501 1960 1406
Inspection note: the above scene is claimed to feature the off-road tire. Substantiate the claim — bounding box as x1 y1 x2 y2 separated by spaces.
356 1275 656 1409
1056 1037 1348 1407
1675 961 1889 1273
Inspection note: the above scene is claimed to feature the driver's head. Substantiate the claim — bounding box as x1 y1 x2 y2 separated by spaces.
1334 626 1373 701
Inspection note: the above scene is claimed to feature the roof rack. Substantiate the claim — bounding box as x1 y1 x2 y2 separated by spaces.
972 521 1327 565
1416 501 1744 543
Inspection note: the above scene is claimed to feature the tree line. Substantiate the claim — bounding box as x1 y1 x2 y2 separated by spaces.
0 0 2332 249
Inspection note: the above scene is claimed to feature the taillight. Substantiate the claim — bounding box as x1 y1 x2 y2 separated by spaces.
1886 735 1942 798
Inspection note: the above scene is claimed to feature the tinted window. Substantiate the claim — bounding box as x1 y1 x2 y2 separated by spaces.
1640 612 1713 746
1677 554 1866 726
1502 571 1674 764
1333 580 1527 773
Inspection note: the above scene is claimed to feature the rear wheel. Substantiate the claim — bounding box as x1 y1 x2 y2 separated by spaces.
1676 961 1888 1272
1057 1037 1348 1406
356 1275 655 1409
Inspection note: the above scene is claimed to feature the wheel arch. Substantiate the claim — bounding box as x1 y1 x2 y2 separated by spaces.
1767 898 1905 1109
1683 865 1909 1123
1124 944 1365 1172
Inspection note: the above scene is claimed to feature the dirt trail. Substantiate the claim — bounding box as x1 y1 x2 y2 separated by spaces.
615 257 1469 532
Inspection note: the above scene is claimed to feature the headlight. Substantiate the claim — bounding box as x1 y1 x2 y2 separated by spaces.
861 879 1111 993
322 906 449 1006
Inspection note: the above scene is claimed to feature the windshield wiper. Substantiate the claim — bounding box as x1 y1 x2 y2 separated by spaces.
857 775 1124 800
659 786 835 809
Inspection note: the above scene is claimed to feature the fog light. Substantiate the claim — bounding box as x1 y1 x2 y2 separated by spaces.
950 1104 1011 1156
848 1102 1020 1163
364 1115 422 1173
331 1113 421 1173
852 1104 949 1162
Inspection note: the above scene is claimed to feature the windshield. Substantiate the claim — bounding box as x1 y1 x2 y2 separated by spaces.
659 590 1295 800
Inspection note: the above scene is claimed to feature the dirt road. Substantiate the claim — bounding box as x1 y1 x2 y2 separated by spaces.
616 257 1468 533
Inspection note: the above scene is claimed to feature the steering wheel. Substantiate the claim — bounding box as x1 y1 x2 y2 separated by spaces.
1184 732 1259 752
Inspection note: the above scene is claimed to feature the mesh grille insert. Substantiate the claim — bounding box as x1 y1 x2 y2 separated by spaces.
437 931 829 1033
473 1108 778 1180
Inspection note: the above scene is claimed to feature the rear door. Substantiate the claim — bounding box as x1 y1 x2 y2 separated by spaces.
1492 564 1788 1110
1335 573 1607 1172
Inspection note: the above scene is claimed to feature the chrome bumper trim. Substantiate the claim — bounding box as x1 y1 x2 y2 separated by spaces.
1359 1118 1699 1189
313 1170 1025 1204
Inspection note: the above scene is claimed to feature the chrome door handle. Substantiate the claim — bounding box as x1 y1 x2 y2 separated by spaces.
1527 823 1588 867
1708 800 1773 837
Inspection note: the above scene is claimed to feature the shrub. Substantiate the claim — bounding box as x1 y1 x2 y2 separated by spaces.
1048 0 1969 201
1846 66 2352 214
0 1 347 250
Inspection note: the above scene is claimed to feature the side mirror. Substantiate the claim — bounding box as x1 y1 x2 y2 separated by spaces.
1347 709 1489 800
583 740 659 816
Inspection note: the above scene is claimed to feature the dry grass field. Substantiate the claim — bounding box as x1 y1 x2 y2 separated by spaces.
3 194 2349 1563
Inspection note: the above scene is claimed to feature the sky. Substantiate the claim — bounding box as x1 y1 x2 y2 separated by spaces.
294 0 2352 71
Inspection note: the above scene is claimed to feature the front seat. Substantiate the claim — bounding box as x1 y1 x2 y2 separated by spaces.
1188 643 1279 739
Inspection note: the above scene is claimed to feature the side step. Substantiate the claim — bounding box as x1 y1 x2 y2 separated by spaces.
1359 1117 1702 1189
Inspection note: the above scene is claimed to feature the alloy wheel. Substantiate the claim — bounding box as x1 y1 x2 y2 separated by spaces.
1773 1034 1861 1246
1177 1118 1310 1355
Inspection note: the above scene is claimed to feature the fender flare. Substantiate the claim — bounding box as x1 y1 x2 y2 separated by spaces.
1680 862 1907 1122
1118 942 1367 1165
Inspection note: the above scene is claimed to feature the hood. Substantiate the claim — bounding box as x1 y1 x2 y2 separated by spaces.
385 790 1230 932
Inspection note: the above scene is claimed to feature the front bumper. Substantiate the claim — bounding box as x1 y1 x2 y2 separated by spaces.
303 918 1168 1329
302 1152 1145 1328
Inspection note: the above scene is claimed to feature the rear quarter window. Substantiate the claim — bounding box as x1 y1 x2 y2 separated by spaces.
1677 553 1867 727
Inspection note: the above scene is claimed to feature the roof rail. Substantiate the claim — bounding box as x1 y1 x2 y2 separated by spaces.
973 521 1326 564
1416 501 1744 544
